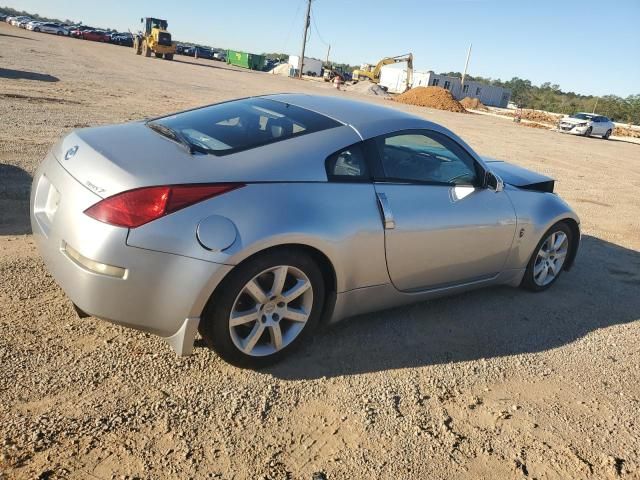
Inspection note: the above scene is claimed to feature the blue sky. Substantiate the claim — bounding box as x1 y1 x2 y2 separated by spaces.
6 0 639 97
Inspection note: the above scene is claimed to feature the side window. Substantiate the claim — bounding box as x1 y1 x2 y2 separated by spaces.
376 131 478 185
326 144 369 181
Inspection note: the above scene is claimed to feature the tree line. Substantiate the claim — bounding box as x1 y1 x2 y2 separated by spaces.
440 72 639 125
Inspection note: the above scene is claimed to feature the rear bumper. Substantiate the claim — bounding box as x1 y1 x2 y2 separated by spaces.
30 150 232 354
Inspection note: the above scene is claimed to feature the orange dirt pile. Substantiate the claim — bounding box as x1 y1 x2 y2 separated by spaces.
460 97 488 111
518 122 549 130
393 87 466 113
613 126 640 138
509 109 562 124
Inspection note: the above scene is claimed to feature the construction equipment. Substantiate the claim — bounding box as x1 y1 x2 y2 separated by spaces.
323 65 344 82
352 53 414 91
133 17 176 60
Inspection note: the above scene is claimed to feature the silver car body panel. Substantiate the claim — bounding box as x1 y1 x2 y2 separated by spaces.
31 94 580 356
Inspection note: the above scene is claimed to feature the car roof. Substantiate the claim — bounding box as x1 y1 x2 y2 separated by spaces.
264 93 437 139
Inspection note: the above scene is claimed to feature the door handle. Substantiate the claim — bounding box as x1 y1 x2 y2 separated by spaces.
376 192 395 230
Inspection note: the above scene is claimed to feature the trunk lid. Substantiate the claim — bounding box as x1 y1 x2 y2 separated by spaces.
53 121 358 198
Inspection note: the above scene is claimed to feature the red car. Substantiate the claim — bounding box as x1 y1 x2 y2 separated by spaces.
82 30 110 42
69 26 93 38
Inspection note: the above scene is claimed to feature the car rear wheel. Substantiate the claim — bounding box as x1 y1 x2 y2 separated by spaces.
603 129 612 140
34 27 40 32
583 126 592 137
521 222 573 292
199 250 325 368
56 31 62 35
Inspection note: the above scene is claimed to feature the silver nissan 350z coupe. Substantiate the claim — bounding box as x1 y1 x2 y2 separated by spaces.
31 94 580 368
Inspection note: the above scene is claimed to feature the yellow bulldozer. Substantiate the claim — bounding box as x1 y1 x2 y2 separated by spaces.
133 17 176 60
352 53 414 91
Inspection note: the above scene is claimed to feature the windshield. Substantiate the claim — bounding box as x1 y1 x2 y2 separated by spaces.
571 113 595 120
147 98 341 156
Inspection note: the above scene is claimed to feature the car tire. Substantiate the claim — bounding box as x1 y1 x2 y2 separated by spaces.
603 129 612 140
583 126 592 137
199 249 326 369
56 31 62 36
34 27 40 32
521 221 573 292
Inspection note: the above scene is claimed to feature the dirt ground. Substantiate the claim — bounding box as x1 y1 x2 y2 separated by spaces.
1 23 640 480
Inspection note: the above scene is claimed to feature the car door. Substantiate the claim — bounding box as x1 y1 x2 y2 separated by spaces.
371 130 517 292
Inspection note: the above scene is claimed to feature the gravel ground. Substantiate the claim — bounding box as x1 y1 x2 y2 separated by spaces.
1 24 639 480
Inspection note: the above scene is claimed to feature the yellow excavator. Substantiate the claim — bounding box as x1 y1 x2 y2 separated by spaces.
133 17 176 60
352 53 414 91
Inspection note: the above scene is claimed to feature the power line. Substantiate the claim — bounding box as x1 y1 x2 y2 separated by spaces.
281 0 304 53
310 6 329 46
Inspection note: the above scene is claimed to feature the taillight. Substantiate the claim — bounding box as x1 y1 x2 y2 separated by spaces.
84 184 244 228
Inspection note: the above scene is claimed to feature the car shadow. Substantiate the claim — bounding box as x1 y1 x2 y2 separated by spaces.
267 235 640 379
173 58 262 75
0 68 59 82
0 164 32 235
0 31 36 41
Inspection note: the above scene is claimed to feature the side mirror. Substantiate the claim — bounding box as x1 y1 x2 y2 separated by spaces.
486 171 504 193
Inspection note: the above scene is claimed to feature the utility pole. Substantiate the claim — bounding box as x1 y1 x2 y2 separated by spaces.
592 97 599 114
460 43 472 97
325 44 331 66
298 0 312 79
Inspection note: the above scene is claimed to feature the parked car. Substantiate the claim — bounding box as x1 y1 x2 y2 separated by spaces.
31 94 580 368
15 17 32 28
0 14 7 22
70 26 94 38
110 33 133 47
193 46 214 59
213 51 226 61
25 20 43 30
558 113 614 139
32 22 69 35
81 30 110 42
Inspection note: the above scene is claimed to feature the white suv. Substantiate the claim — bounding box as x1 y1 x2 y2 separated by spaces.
558 113 614 139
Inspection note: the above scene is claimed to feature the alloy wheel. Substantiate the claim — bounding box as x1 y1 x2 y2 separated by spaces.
229 265 313 357
533 231 569 286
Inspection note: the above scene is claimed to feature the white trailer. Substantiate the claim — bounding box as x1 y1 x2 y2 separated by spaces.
288 55 323 77
379 65 430 93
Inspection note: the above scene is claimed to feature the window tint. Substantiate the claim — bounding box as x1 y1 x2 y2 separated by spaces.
149 98 341 156
326 144 368 180
376 131 478 185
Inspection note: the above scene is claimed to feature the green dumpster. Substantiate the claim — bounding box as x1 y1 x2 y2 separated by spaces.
226 49 265 70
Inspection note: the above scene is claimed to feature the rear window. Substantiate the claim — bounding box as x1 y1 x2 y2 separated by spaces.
149 98 341 156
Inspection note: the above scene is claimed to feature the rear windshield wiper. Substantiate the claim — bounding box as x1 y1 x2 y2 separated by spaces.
147 122 210 155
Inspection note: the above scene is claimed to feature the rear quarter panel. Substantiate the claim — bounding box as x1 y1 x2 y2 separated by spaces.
126 182 389 293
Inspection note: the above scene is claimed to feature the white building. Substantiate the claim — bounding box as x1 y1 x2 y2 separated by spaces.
379 66 511 108
288 56 323 77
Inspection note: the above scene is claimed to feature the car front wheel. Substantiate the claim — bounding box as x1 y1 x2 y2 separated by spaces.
199 250 325 368
583 126 592 137
521 222 573 292
603 129 612 140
